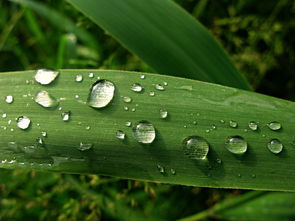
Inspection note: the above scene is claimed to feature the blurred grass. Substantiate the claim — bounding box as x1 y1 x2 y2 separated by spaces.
0 0 294 220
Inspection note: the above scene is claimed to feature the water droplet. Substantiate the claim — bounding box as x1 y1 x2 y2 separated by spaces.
225 136 247 154
220 120 225 124
131 83 143 92
85 126 91 130
216 158 222 164
35 69 59 85
41 131 47 137
75 74 83 82
116 130 125 140
160 109 168 119
132 121 156 144
157 164 165 174
229 120 238 128
5 95 13 104
252 174 256 178
124 106 129 111
17 116 31 130
163 82 168 86
183 136 209 160
87 80 115 108
193 121 197 125
267 121 281 131
125 121 132 127
170 168 176 175
155 84 165 91
140 74 145 79
267 139 283 154
131 108 136 112
238 173 241 177
75 95 79 99
149 91 155 96
78 142 93 151
211 124 217 130
36 137 44 145
61 111 71 121
122 96 132 103
88 72 94 78
2 113 7 118
249 121 258 131
35 91 59 108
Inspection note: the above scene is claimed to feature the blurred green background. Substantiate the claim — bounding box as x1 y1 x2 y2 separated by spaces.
0 0 294 220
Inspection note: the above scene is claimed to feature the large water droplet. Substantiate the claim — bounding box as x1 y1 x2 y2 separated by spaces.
248 121 258 131
5 95 14 104
61 111 71 121
87 80 115 108
35 91 59 108
267 139 283 154
116 130 125 140
229 120 238 128
225 136 247 154
160 109 168 119
17 116 31 130
35 69 59 85
78 142 93 151
132 121 156 144
267 121 281 131
182 136 209 160
131 83 143 92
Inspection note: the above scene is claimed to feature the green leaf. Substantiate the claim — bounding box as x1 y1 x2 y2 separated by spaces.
66 0 251 90
0 70 294 191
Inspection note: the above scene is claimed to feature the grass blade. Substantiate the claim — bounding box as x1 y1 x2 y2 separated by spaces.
66 0 251 90
0 70 294 191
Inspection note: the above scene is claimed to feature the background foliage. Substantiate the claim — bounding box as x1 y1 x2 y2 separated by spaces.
0 0 294 220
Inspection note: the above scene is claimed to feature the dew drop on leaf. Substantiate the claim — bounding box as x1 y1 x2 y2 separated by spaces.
75 74 83 82
267 121 281 131
157 164 165 174
61 111 71 121
125 121 132 127
149 91 155 96
182 136 209 160
17 116 31 130
155 84 165 91
2 113 7 118
5 95 13 104
170 168 176 175
35 91 59 108
35 69 59 85
87 80 115 108
267 139 283 154
248 121 258 131
122 96 132 103
131 83 143 92
78 142 93 151
116 130 125 140
41 131 47 137
229 120 238 128
140 74 145 79
88 72 94 78
160 109 168 119
225 136 247 154
132 121 156 144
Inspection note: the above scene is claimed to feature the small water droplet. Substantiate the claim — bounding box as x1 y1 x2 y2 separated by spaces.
5 95 13 104
170 168 176 175
78 142 93 151
35 91 59 108
36 137 44 145
220 120 225 124
140 74 145 79
238 173 241 177
116 130 125 140
163 82 168 86
248 121 258 131
157 164 165 174
2 113 7 118
132 121 156 144
87 80 115 108
75 74 83 82
267 139 283 154
41 131 47 137
35 69 59 85
267 121 281 131
205 129 210 133
88 72 94 78
125 121 132 127
75 95 79 99
123 96 132 103
61 111 71 121
160 109 168 119
216 158 222 164
131 108 136 112
155 84 165 91
252 174 256 178
183 136 209 160
124 106 129 111
85 126 91 130
149 91 155 96
211 124 217 130
225 136 247 154
229 120 238 128
17 116 31 130
193 121 197 125
131 83 143 92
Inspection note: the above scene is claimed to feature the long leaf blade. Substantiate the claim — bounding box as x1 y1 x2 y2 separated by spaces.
66 0 251 90
0 70 294 191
